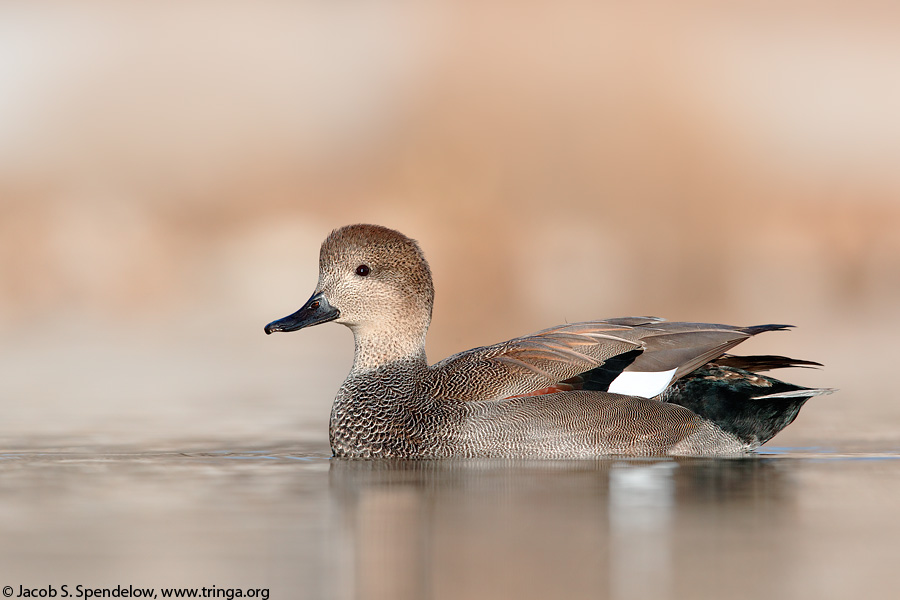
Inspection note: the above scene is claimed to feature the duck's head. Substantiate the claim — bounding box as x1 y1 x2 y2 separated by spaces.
264 224 434 343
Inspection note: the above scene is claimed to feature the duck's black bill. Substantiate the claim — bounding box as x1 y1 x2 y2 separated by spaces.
264 292 339 334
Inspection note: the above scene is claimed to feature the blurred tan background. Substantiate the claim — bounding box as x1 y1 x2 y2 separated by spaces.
1 1 898 449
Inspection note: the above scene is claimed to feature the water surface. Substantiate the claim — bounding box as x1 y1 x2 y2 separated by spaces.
2 443 898 600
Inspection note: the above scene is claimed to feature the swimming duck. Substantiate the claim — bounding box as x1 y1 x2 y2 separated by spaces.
265 224 830 458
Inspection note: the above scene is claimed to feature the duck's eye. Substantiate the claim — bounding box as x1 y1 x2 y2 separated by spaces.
355 264 370 277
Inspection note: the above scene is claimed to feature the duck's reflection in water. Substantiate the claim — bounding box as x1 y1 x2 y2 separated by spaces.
329 457 789 600
608 462 676 600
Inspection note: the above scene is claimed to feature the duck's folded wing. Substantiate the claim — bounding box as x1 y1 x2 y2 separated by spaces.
428 320 645 401
566 322 792 398
428 319 787 402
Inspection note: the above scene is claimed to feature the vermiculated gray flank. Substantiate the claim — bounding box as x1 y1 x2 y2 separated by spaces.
265 224 831 459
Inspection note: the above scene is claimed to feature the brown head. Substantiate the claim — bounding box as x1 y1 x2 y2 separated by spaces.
265 224 435 367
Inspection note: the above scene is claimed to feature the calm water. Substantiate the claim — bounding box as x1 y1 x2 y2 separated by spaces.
1 442 899 600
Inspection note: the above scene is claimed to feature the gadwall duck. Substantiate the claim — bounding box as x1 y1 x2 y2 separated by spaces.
265 224 830 459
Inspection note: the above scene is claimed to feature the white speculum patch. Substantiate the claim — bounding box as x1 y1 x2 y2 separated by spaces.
608 368 678 398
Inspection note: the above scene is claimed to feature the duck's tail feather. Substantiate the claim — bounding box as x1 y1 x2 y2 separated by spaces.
741 324 794 335
712 354 822 372
659 364 832 447
751 388 835 400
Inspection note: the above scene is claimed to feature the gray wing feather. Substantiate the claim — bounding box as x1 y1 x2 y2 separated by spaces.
626 330 753 379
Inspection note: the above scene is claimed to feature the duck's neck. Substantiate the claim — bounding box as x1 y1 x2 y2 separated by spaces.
332 321 434 459
348 321 429 373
